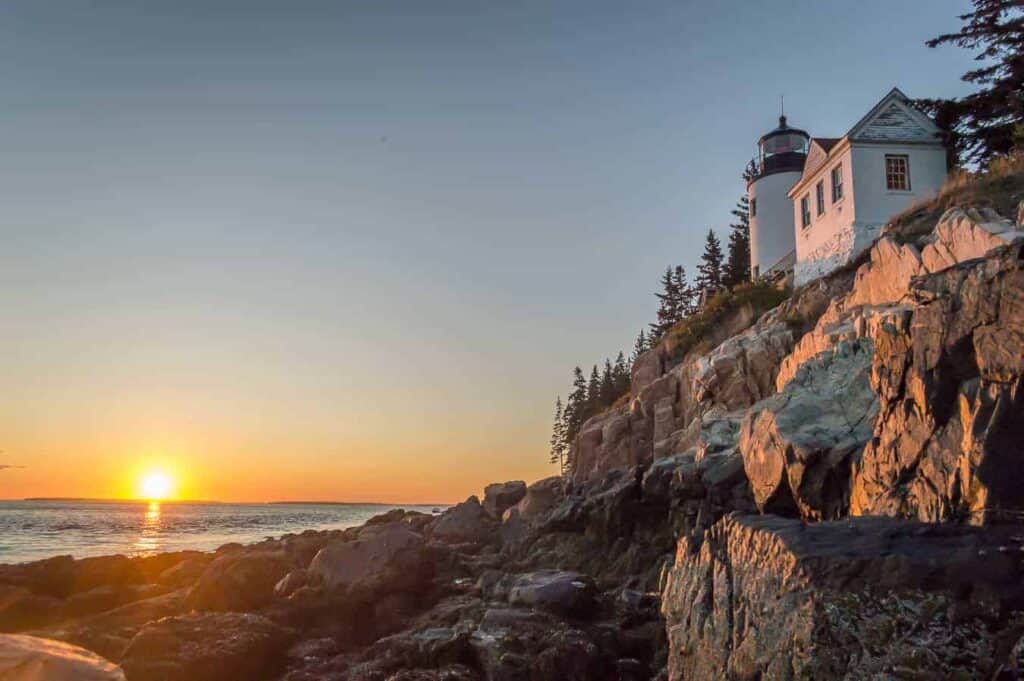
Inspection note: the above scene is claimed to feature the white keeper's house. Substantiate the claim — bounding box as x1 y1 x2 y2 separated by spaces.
747 87 949 286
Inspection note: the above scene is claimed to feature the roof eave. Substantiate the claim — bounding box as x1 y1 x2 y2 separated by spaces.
787 136 852 198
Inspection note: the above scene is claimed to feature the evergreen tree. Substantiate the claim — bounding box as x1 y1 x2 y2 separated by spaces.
695 229 725 298
742 158 760 183
919 0 1024 166
549 397 566 470
649 266 681 338
723 196 751 288
613 351 631 396
599 358 615 406
632 329 649 361
563 366 588 443
586 365 602 414
673 265 696 317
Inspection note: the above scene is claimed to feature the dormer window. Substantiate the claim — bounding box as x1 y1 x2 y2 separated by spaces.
885 155 910 191
831 164 844 203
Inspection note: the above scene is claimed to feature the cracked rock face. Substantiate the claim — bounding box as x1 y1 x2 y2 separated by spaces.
740 338 878 521
852 245 1024 524
661 514 1024 681
920 207 1024 273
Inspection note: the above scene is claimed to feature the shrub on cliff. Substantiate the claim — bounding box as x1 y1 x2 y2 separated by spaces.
888 151 1024 242
664 281 788 366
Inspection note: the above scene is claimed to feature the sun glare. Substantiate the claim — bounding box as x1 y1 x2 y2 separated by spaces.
139 471 174 501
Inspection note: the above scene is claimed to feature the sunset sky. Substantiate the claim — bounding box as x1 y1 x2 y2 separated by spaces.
0 1 976 503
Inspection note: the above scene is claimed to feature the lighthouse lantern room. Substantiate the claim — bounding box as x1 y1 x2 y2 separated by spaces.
748 115 809 278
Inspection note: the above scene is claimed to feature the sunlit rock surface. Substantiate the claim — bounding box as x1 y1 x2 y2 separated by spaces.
0 634 124 681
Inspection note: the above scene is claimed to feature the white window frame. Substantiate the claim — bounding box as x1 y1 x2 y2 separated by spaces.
815 180 825 216
885 154 911 191
800 195 811 229
831 164 844 203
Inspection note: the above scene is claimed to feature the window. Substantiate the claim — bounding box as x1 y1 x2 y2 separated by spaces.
750 197 757 217
800 195 811 228
815 180 825 216
885 155 910 191
831 164 843 203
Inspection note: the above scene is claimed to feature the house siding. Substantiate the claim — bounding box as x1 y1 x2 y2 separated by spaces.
793 142 946 286
849 143 948 225
792 146 856 285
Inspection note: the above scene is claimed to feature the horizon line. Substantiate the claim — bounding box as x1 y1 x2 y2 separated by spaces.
9 497 454 506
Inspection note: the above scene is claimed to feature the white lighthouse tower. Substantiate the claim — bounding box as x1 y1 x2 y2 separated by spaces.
748 115 809 278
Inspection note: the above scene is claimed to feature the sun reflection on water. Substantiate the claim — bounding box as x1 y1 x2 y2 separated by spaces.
133 501 163 555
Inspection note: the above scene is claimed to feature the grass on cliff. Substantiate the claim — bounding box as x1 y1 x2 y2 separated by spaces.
664 282 789 366
888 152 1024 243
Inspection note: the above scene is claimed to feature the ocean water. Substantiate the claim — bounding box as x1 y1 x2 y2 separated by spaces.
0 500 443 565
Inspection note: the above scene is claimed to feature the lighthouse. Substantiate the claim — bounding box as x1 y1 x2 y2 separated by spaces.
748 115 809 278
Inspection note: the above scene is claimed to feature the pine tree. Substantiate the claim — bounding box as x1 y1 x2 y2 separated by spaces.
673 265 695 318
549 397 566 470
695 229 725 299
723 196 751 288
742 158 760 183
649 266 681 338
632 329 649 361
586 365 601 415
563 367 588 444
613 351 631 396
599 358 615 406
919 0 1024 166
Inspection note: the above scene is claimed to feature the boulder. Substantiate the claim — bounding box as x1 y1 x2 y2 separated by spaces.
630 349 663 396
846 236 924 307
119 612 293 681
662 514 1024 681
690 319 795 410
185 550 294 612
508 477 563 524
920 206 1024 273
0 586 63 632
469 607 617 681
741 338 878 520
34 590 188 664
273 569 308 598
307 523 429 601
481 481 526 520
156 554 211 588
431 496 492 543
61 583 160 619
497 507 528 546
506 570 597 618
0 634 125 681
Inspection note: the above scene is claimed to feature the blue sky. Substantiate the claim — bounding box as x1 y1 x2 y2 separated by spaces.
0 1 979 501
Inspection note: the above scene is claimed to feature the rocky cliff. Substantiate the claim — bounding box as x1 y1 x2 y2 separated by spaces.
3 195 1024 680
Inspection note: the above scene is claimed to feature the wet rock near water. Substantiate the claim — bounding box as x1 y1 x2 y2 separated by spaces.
119 612 294 681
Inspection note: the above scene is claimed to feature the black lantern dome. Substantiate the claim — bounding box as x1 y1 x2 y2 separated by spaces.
751 115 809 182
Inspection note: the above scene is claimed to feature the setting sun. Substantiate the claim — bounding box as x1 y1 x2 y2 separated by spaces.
139 471 175 501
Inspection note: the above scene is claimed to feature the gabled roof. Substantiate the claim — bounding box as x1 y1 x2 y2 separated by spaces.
799 138 843 186
788 88 944 198
813 138 841 154
845 87 942 143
